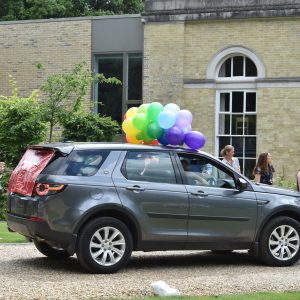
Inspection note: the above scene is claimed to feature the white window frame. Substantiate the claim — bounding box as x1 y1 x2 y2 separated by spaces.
210 47 264 176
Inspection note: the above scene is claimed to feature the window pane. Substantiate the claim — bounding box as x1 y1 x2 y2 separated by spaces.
232 114 244 135
244 159 256 180
62 150 109 176
245 57 257 77
124 151 176 184
98 55 123 123
219 137 231 158
245 137 256 158
233 56 243 76
232 91 244 112
220 93 230 112
219 57 231 77
231 137 243 157
246 115 256 135
128 53 142 101
246 93 256 112
219 114 230 134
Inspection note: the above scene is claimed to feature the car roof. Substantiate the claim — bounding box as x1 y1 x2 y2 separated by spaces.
29 142 214 157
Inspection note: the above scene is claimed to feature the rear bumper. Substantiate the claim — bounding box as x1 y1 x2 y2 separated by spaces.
7 213 77 255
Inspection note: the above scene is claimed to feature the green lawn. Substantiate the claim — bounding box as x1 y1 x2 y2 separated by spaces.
0 221 28 243
125 292 300 300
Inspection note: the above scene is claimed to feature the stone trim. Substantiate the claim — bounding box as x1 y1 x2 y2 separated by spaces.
143 1 300 22
184 77 300 89
206 46 266 79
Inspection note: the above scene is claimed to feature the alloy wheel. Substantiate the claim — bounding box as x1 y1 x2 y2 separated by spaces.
269 225 300 261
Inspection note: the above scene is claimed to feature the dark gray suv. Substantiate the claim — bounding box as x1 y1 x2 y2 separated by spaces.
6 143 300 273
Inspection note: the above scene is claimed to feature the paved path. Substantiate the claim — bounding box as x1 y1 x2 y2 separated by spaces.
1 244 300 299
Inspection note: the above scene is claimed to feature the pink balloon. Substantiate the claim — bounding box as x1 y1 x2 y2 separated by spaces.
176 110 193 128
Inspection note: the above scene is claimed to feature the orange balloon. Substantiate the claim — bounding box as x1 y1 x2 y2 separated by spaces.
126 134 142 144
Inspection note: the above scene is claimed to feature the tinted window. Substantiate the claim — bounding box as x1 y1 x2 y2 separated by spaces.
123 151 176 184
42 150 109 176
178 153 236 189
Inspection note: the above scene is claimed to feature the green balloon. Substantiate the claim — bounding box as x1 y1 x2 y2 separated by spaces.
138 103 149 114
147 102 163 122
147 122 163 139
136 131 144 140
132 113 148 131
141 131 155 143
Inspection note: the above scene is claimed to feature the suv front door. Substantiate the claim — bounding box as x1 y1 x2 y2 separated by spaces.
112 150 189 249
177 153 257 249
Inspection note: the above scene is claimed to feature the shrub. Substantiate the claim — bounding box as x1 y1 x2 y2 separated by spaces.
60 111 120 142
0 171 10 220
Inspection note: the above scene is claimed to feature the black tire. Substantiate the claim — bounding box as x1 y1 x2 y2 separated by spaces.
76 217 133 274
33 240 71 259
259 216 300 267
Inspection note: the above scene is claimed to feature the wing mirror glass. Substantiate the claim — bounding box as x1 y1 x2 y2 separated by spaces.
237 178 248 190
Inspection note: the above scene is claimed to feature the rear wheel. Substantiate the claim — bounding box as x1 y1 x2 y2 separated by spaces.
33 240 70 259
259 216 300 266
76 217 133 274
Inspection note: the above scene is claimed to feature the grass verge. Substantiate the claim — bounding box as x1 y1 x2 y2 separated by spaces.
125 291 300 300
0 221 28 243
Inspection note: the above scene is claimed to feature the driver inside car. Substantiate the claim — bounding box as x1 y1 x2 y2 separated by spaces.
180 159 209 186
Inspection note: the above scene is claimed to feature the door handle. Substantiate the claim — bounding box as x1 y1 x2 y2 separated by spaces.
190 191 208 197
126 186 145 192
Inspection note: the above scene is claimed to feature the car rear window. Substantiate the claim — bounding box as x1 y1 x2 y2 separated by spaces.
8 148 55 196
42 149 109 176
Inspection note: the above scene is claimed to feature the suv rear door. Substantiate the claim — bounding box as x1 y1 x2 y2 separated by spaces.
112 150 189 248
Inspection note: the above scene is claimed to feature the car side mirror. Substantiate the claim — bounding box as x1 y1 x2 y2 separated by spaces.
237 178 248 191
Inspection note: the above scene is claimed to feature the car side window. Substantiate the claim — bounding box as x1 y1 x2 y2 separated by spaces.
178 153 236 189
123 151 176 184
42 150 109 176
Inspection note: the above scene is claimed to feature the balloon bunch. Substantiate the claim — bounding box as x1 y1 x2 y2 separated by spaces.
122 102 206 150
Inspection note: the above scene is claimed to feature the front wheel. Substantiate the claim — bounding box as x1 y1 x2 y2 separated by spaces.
259 216 300 266
76 217 133 274
33 240 71 259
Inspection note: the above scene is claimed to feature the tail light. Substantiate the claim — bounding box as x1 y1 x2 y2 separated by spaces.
35 183 65 196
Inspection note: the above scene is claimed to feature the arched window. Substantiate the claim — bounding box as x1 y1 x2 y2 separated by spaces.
209 47 264 178
218 56 257 77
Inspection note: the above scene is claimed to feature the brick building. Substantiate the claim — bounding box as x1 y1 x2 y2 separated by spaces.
143 0 300 179
0 0 300 179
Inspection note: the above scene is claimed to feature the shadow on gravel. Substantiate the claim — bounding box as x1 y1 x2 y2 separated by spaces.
127 250 259 270
14 256 84 274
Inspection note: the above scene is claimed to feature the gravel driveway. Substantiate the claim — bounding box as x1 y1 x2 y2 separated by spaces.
1 243 300 299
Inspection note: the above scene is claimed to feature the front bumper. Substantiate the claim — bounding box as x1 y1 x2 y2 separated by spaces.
7 213 77 255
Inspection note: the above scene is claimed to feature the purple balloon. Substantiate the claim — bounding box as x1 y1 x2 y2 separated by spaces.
184 131 206 150
165 126 185 145
176 110 193 128
157 131 168 146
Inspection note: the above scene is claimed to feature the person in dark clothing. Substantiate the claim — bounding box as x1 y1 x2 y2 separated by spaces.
253 153 275 185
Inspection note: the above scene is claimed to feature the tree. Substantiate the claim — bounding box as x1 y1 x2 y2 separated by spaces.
0 0 145 21
40 62 120 142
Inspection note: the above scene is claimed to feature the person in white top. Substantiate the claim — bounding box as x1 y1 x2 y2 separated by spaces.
220 145 240 173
